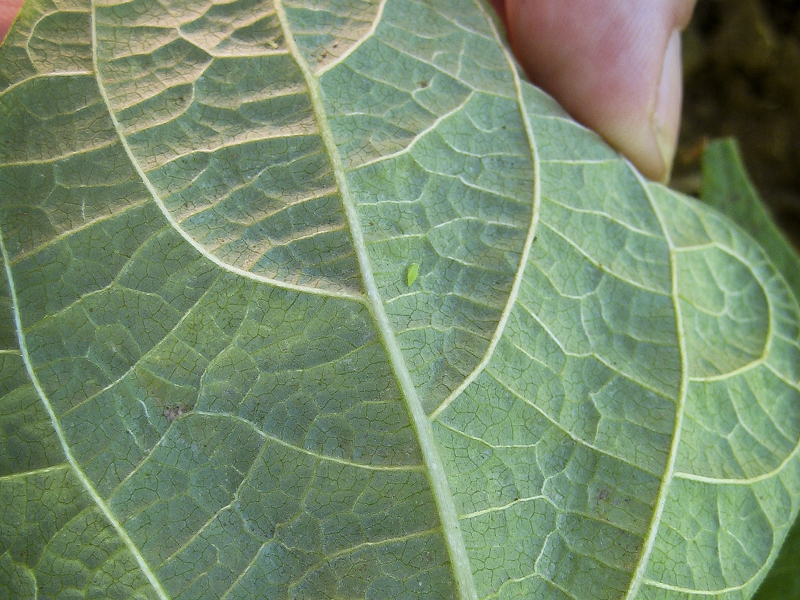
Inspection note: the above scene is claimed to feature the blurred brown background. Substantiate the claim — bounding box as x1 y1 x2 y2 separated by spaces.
674 0 800 250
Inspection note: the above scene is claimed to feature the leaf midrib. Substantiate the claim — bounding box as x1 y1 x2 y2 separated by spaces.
269 1 548 597
271 1 479 599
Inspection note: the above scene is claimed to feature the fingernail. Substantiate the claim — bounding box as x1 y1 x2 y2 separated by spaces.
651 29 683 183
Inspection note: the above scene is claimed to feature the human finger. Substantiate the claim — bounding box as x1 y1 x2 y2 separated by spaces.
495 0 697 182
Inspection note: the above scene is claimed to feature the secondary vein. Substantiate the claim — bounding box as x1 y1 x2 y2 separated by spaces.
0 221 171 600
429 0 542 423
622 170 690 600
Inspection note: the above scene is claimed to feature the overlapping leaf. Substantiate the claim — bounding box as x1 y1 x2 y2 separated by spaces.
1 1 799 599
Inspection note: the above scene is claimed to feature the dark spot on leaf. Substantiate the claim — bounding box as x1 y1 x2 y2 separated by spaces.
419 80 428 88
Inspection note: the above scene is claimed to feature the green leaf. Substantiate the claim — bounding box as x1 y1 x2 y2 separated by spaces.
699 139 800 600
699 138 800 302
1 1 799 599
753 513 800 600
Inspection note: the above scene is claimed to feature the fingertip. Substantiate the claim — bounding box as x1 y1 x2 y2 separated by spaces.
0 0 24 45
501 0 692 182
649 28 684 182
594 26 683 183
612 27 684 182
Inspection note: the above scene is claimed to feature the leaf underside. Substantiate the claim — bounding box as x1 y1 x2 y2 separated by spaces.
1 2 799 600
698 139 800 600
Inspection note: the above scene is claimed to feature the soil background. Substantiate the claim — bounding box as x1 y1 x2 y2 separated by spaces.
674 0 800 250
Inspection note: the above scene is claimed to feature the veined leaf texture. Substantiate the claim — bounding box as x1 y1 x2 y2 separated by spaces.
1 1 799 599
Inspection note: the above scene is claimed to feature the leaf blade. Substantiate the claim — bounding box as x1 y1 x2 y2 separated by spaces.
1 1 800 599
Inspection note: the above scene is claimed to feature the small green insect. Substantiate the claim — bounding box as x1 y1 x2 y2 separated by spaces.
406 262 419 287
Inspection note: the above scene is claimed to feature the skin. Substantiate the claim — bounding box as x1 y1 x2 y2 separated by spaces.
0 0 19 43
0 0 695 181
491 0 697 182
